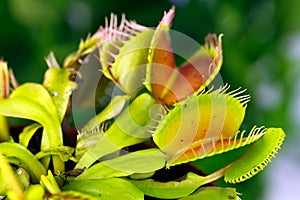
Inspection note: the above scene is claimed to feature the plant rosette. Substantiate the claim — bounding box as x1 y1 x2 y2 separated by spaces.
0 6 285 200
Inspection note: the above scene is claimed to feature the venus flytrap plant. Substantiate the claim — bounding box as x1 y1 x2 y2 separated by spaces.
0 6 285 200
73 7 284 199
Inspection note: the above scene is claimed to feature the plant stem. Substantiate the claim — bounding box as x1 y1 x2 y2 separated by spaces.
201 163 233 185
0 115 9 141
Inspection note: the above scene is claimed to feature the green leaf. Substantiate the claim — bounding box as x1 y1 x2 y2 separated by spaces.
24 185 45 200
62 178 143 200
47 191 98 200
76 148 166 180
43 67 77 122
224 128 285 183
179 187 239 200
0 83 64 171
0 142 46 183
0 83 62 149
130 172 206 199
19 123 42 147
0 149 25 199
76 93 157 169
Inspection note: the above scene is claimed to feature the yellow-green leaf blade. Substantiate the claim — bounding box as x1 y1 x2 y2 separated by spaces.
0 83 65 171
63 178 143 200
76 148 166 180
130 172 205 199
0 142 46 183
179 187 239 200
43 67 77 122
0 83 63 149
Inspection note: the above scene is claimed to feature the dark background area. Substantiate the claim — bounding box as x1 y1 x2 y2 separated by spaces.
1 0 300 199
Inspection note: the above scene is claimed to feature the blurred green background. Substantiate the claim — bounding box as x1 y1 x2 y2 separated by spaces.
1 0 299 199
